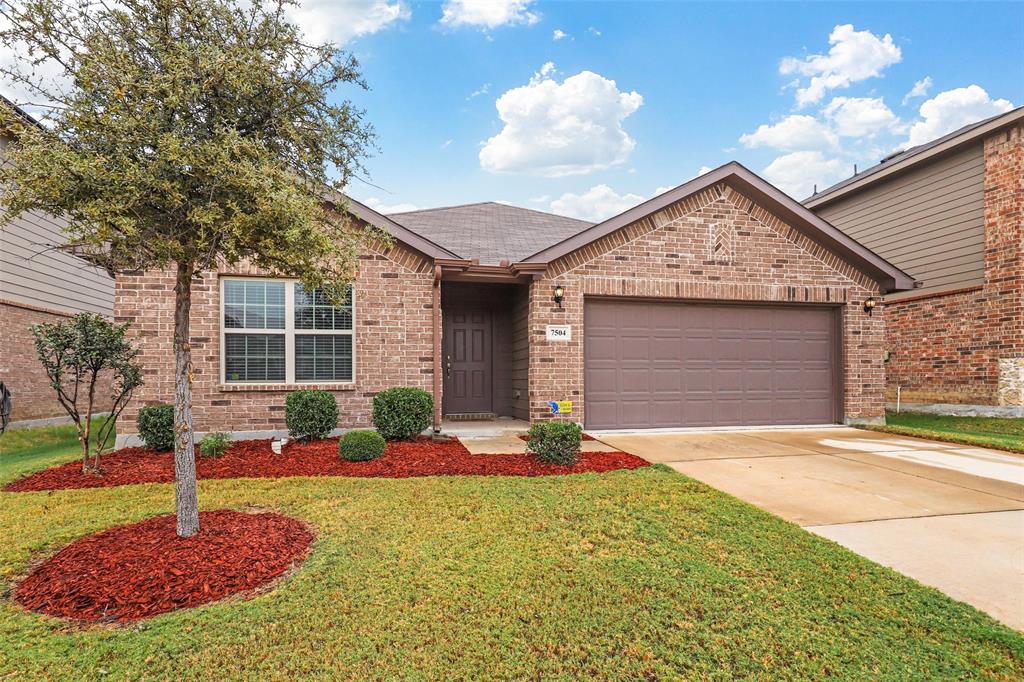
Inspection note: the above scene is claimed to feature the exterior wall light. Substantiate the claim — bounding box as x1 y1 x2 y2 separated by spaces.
863 296 877 316
553 284 565 308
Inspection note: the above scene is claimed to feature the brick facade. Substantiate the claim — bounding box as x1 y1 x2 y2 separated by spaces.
117 240 436 438
882 123 1023 408
0 300 115 424
527 183 886 426
116 180 894 439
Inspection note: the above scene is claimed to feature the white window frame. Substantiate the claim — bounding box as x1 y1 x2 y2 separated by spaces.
220 276 355 385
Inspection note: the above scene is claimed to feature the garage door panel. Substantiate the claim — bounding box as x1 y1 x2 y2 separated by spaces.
585 300 837 429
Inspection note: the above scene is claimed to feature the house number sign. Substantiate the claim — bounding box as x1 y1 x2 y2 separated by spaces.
546 324 572 341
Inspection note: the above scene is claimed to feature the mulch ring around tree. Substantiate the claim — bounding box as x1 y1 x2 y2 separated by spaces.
13 510 314 623
4 437 649 493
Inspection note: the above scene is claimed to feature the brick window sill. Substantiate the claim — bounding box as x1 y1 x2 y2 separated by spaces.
218 382 356 393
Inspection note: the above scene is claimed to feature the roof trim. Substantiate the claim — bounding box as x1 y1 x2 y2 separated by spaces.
805 106 1024 208
322 190 460 260
520 161 916 293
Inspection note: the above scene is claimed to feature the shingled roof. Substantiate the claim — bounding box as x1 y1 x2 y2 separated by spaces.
387 202 593 264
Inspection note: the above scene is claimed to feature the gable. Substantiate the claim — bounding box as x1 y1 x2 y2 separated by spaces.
523 162 914 293
547 183 876 293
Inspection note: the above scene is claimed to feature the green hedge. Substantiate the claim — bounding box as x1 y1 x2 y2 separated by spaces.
338 429 386 462
285 390 338 441
137 404 174 451
527 421 583 466
372 387 433 441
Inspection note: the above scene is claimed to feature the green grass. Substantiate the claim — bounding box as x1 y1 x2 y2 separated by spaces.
0 450 1021 679
0 418 113 480
858 411 1024 453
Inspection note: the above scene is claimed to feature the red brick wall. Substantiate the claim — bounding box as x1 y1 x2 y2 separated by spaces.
527 183 887 426
0 300 115 423
883 123 1023 406
117 240 436 437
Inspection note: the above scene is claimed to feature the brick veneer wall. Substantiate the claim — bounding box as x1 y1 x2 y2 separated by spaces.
883 123 1023 407
527 183 887 426
116 239 436 437
0 300 115 423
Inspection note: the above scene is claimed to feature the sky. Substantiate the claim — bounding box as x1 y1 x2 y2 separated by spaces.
3 1 1020 223
321 0 1022 221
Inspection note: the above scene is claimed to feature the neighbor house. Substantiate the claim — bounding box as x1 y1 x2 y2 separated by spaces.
115 162 913 443
805 106 1023 416
0 99 116 427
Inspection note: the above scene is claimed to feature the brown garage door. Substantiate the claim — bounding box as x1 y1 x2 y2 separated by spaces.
584 300 838 429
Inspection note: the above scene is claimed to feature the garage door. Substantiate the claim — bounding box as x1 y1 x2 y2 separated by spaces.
584 300 838 429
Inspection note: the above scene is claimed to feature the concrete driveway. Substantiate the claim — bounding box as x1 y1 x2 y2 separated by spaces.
598 427 1024 630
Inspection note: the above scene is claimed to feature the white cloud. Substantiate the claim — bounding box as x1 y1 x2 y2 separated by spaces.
466 82 491 100
441 139 454 149
822 97 901 137
550 184 645 222
588 27 601 37
286 0 410 46
762 151 848 199
440 0 539 29
902 76 933 105
780 24 901 107
905 85 1014 147
739 115 840 151
362 197 421 214
654 166 714 195
552 29 570 41
479 63 643 176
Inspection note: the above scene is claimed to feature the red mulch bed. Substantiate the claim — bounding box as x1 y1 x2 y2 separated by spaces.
13 510 313 623
4 437 648 492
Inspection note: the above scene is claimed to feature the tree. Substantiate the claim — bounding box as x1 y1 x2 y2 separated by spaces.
32 313 143 473
0 0 376 536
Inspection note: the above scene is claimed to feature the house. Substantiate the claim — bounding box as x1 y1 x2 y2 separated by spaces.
805 107 1023 417
115 161 913 442
0 100 116 428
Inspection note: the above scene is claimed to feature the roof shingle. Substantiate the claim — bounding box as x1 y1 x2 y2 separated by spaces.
387 202 593 264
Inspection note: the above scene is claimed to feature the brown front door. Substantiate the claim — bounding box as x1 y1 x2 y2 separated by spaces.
584 299 839 429
443 307 493 414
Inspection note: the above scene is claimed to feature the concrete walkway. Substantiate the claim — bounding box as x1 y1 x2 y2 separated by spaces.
598 427 1024 630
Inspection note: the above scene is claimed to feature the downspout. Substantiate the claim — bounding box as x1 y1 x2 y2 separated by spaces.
432 265 443 435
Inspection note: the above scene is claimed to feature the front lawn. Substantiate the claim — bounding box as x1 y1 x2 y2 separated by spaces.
859 411 1024 452
1 453 1021 679
0 418 112 481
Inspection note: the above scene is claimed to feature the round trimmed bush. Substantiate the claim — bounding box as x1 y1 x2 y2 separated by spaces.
284 390 338 441
137 404 174 451
526 421 583 466
338 429 386 462
372 387 433 441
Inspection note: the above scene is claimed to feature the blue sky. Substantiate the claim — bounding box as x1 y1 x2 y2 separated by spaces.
321 1 1021 221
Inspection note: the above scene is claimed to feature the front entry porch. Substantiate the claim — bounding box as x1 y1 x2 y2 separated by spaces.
441 282 530 422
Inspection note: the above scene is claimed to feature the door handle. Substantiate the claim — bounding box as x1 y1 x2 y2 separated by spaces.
445 355 451 377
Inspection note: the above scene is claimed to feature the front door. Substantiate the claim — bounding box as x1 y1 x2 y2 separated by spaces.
443 307 493 414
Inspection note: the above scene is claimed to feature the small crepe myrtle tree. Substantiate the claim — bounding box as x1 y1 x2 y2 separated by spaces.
32 313 143 473
0 0 378 536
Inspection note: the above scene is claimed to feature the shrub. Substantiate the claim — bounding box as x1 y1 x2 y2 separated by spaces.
137 404 175 451
199 432 230 458
284 390 338 441
527 421 583 466
338 429 386 462
372 387 433 441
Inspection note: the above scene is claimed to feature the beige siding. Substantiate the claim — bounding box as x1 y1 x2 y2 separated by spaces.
0 136 114 316
816 144 985 298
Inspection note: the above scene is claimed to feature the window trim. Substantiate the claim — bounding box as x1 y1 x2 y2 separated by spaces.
219 276 356 386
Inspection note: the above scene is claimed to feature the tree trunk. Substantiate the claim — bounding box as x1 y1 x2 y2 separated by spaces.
173 260 200 537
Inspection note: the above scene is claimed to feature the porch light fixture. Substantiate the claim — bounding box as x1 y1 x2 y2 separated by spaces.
863 296 877 316
553 284 565 308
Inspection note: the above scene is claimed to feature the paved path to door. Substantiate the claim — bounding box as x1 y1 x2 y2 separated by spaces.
598 427 1024 630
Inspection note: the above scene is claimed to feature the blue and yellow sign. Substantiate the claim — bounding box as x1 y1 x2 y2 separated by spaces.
547 400 573 414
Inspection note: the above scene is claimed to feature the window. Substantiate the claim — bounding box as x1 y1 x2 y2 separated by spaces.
221 278 354 384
